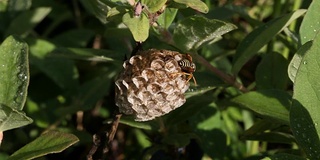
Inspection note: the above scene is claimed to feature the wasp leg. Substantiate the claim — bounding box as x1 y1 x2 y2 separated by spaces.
192 75 197 86
185 73 192 82
170 72 197 86
185 73 197 86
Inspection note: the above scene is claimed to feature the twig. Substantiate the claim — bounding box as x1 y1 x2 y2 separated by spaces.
107 114 122 144
87 134 101 160
194 54 248 93
86 113 122 159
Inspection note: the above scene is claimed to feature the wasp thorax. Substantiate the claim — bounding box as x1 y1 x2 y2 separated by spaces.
115 49 191 121
178 58 196 73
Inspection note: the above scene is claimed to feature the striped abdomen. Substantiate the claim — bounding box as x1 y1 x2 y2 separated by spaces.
178 59 196 73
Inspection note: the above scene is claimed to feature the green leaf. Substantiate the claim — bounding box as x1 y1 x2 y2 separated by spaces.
7 0 31 12
52 29 95 47
243 120 279 136
231 90 291 125
232 9 306 75
0 36 29 110
8 131 79 160
243 131 295 144
184 86 216 99
106 6 128 20
120 116 158 130
189 103 227 159
27 38 55 58
173 0 208 13
189 102 221 130
266 153 307 160
157 8 178 29
141 0 167 13
134 129 151 147
52 47 123 64
35 57 78 90
0 104 33 132
55 75 112 115
28 38 79 90
288 41 312 83
79 0 109 24
242 120 295 144
5 7 51 36
194 129 226 159
165 94 213 125
290 32 320 159
0 36 32 131
173 15 237 51
122 12 150 42
299 0 320 44
162 133 195 147
255 52 289 90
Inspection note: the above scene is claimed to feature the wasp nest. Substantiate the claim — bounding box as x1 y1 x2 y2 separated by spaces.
115 49 190 121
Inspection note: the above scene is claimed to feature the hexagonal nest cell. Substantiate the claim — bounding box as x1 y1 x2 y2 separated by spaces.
115 49 191 121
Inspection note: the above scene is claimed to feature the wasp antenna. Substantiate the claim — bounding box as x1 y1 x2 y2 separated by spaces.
192 76 197 86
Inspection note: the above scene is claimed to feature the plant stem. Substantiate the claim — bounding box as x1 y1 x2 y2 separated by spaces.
157 28 247 92
194 53 248 93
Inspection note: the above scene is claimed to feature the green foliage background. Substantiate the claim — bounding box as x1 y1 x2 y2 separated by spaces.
0 0 319 160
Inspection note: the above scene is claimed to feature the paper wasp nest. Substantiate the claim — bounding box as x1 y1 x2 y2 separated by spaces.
115 49 190 121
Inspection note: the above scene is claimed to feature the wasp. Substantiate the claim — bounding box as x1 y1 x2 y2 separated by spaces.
177 54 197 86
